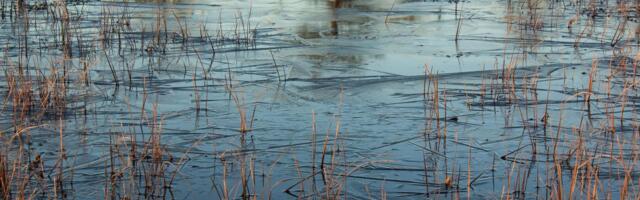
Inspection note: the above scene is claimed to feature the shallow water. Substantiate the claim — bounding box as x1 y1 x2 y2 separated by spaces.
1 0 640 199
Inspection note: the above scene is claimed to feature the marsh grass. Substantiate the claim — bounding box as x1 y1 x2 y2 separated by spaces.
1 0 640 199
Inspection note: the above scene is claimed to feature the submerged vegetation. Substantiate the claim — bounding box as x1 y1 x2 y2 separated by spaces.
0 0 640 199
